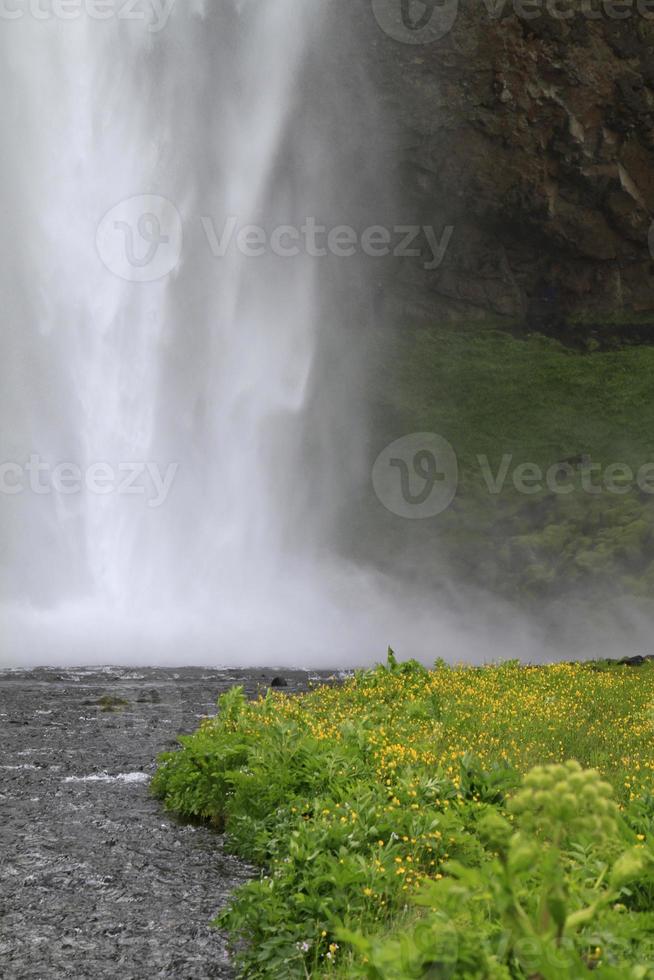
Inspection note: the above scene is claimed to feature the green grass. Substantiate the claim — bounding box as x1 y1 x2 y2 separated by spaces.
380 326 654 475
96 694 129 713
153 654 654 978
364 325 654 603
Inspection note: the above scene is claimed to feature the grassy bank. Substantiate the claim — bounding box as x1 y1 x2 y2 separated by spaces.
153 654 654 978
364 325 654 604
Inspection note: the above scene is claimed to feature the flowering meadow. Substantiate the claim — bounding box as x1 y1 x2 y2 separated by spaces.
153 654 654 978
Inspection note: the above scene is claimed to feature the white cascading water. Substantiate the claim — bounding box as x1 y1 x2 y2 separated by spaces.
0 2 379 664
1 2 546 667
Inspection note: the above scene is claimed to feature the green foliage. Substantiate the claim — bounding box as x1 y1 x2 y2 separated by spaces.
153 657 654 978
508 761 621 844
347 762 654 979
367 324 654 604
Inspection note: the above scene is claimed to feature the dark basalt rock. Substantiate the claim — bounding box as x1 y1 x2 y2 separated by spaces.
619 655 654 666
348 0 654 334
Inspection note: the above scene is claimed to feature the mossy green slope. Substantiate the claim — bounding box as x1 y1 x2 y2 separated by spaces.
366 325 654 603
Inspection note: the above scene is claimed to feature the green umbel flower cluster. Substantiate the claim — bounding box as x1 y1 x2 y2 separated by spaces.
508 760 619 842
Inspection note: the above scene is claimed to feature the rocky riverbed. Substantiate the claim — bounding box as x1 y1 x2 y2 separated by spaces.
0 666 331 979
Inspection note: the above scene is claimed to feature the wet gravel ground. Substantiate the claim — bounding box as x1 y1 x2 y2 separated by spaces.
0 666 333 979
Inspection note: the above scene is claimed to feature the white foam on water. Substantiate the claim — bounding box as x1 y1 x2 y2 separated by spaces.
63 771 150 784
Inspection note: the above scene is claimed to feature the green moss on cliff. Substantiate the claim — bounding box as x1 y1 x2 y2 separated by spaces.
382 325 654 474
368 325 654 603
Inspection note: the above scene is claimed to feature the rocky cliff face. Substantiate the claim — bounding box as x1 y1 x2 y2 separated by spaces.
356 0 654 338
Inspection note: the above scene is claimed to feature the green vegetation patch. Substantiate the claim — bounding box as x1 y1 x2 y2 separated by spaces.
96 694 130 713
153 654 654 978
384 326 654 475
367 326 654 602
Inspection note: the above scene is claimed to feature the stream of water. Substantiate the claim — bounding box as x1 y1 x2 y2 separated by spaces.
0 3 410 665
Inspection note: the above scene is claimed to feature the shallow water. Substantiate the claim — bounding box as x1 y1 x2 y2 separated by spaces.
0 666 325 978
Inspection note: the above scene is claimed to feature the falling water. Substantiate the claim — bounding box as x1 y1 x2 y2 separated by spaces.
1 2 553 667
0 2 389 664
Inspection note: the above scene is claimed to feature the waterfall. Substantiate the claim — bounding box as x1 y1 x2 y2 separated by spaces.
0 1 408 664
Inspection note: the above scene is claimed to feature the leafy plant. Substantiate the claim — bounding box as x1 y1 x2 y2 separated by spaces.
153 656 654 978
